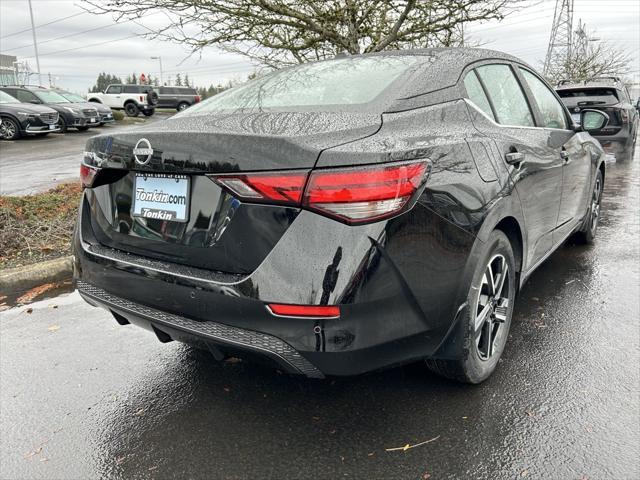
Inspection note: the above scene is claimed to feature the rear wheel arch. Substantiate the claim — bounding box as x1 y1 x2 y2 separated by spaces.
494 217 524 283
87 98 102 103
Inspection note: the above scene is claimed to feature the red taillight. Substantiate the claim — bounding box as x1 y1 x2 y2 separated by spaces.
267 303 340 318
195 95 201 103
304 161 428 223
140 95 144 102
209 159 429 224
80 163 100 188
212 171 307 204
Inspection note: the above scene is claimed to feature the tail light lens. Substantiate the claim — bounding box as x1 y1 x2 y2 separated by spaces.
621 109 629 124
213 171 307 205
80 163 100 188
267 303 340 318
195 95 201 103
304 161 429 223
210 159 429 224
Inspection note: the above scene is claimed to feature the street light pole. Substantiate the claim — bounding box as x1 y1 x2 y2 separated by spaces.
151 56 163 85
27 0 42 86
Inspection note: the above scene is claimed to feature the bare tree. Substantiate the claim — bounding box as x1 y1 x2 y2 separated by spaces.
546 25 632 84
84 0 522 67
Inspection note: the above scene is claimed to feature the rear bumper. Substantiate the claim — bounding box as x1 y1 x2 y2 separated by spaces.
73 191 473 377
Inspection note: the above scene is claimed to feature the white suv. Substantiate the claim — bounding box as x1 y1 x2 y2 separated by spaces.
87 84 159 117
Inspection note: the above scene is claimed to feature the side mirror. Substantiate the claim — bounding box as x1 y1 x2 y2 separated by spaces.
580 109 609 132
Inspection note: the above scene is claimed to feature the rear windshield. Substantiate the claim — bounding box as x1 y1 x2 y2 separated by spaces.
557 88 619 105
0 90 19 104
182 56 419 113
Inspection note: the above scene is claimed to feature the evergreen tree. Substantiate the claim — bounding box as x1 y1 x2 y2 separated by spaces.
184 74 190 87
175 73 182 86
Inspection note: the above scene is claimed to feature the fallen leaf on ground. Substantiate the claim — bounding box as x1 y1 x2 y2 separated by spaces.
367 452 374 457
521 469 529 477
17 283 58 305
148 466 158 471
25 308 33 314
385 435 440 452
134 409 145 416
423 473 432 480
223 387 231 393
24 447 42 459
47 325 61 332
39 457 49 463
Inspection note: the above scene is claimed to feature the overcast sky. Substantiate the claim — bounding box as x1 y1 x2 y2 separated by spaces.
0 0 638 94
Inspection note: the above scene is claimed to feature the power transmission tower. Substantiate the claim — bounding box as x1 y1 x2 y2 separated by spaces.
543 0 574 81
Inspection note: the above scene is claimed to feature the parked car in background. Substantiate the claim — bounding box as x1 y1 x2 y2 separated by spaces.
0 85 100 132
157 86 200 111
53 89 114 126
0 89 59 140
556 77 638 161
75 48 609 384
87 84 158 117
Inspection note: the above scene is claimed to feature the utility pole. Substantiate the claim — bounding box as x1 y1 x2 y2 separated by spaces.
27 0 42 86
543 0 574 82
150 56 163 85
48 72 52 87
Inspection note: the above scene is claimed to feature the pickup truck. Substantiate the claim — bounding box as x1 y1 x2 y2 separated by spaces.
87 84 159 117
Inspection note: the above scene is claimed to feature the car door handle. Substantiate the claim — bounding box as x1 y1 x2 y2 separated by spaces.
505 152 525 164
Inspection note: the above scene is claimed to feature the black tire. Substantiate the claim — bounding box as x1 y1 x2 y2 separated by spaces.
77 126 90 132
0 117 21 140
573 169 603 244
147 91 159 106
425 230 516 384
142 109 155 117
177 102 189 112
124 102 140 117
57 116 68 133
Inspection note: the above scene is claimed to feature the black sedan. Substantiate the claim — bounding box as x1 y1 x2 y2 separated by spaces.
0 90 60 140
52 89 115 126
73 48 608 383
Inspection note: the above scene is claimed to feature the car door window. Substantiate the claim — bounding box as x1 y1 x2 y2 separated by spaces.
476 64 534 127
463 70 495 121
106 86 122 94
519 68 568 129
16 90 39 103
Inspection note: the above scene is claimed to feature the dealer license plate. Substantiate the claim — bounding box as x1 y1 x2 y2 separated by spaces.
132 173 190 222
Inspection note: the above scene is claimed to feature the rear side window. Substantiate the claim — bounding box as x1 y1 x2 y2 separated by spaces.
519 68 568 129
463 70 495 121
476 64 534 127
123 86 138 94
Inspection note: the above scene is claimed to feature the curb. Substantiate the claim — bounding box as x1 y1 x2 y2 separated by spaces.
0 256 73 295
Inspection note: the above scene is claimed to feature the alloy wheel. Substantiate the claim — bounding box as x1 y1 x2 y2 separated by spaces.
474 254 510 361
590 176 602 232
0 120 16 139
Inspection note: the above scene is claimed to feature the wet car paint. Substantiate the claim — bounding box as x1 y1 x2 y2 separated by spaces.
1 154 638 479
74 49 607 377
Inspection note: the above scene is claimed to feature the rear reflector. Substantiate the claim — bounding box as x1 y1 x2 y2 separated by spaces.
267 303 340 318
210 159 429 224
80 163 100 188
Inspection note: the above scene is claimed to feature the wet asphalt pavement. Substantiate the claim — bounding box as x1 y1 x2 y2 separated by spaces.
1 153 639 479
0 113 170 196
